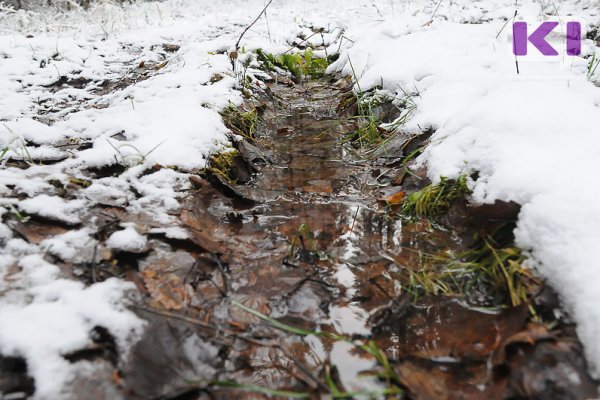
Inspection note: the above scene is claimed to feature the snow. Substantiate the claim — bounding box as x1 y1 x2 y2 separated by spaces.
19 194 85 225
149 226 190 240
41 229 97 263
1 0 600 395
106 225 147 253
0 254 145 399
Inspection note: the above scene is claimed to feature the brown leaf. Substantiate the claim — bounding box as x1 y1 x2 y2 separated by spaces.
12 220 68 244
229 293 269 324
142 271 192 311
384 190 406 205
493 322 552 365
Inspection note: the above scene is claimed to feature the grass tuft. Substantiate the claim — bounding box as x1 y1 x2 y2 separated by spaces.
587 52 600 81
342 114 384 147
221 105 258 140
400 238 540 307
401 175 470 219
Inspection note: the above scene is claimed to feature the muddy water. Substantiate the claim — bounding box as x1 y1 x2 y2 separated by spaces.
124 79 598 399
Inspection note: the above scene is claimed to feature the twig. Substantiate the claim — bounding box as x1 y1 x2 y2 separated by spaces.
320 31 328 57
263 0 272 43
234 0 273 52
282 29 321 54
422 0 444 26
135 305 218 330
350 206 360 233
496 10 518 39
370 0 384 17
91 244 98 283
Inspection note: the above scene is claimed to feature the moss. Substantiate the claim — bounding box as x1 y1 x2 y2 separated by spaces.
208 148 239 184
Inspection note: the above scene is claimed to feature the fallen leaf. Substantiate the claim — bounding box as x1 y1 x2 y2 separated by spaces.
385 191 406 205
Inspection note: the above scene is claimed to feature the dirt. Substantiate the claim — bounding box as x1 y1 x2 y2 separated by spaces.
1 70 598 399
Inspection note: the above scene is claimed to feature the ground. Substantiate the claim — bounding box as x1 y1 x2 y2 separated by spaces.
1 0 600 399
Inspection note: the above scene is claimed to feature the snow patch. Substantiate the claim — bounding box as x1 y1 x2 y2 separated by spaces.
0 255 144 399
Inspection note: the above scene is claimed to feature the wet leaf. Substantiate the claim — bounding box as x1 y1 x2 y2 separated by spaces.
384 190 406 205
142 270 193 310
229 294 270 324
12 220 68 244
493 322 552 365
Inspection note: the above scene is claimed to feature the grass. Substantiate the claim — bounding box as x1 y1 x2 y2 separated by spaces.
256 48 329 80
106 139 164 168
401 175 471 220
209 381 310 398
400 237 540 307
232 301 404 398
209 380 403 399
588 52 600 81
340 58 387 148
68 177 92 188
0 145 9 162
340 63 419 152
208 148 239 184
1 125 37 166
342 113 384 147
221 104 258 141
380 84 419 132
289 223 316 257
289 223 328 262
340 90 387 148
3 203 29 223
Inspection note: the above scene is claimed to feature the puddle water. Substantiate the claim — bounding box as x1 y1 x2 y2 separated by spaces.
124 79 598 399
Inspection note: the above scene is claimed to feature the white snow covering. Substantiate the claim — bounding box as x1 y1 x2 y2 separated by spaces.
19 194 85 225
0 254 145 398
106 225 147 252
2 0 600 396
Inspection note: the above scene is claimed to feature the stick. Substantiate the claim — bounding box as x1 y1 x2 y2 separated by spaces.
422 0 444 26
234 0 274 52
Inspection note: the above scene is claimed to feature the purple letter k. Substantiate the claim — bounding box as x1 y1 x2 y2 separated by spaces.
513 21 559 56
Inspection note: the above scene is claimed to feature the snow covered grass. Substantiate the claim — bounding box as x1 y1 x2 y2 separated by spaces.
330 0 600 377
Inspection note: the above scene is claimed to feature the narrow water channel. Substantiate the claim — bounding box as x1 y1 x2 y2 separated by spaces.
125 78 597 400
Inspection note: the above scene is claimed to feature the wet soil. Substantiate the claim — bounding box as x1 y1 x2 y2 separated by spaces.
121 79 598 399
